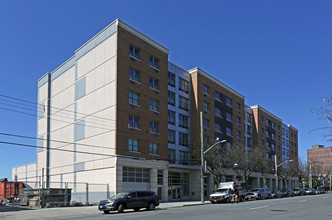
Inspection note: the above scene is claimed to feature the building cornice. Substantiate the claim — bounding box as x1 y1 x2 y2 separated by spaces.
188 67 245 99
250 105 282 122
287 125 298 132
117 19 169 55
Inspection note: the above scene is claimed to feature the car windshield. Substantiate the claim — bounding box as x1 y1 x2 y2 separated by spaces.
214 188 228 193
249 189 259 192
110 192 128 199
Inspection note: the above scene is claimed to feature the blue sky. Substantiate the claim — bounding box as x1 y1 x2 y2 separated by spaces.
0 0 331 180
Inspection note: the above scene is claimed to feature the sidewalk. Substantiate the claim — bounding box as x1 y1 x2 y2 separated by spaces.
0 200 210 220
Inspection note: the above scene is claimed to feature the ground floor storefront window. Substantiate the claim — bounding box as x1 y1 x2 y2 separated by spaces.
168 172 189 200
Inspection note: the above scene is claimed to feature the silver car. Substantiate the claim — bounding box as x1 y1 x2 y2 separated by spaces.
245 188 272 200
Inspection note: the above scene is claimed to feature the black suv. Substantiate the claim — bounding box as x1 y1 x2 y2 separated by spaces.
98 191 159 214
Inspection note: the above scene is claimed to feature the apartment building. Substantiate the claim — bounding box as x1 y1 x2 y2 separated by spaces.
307 145 332 175
12 19 299 202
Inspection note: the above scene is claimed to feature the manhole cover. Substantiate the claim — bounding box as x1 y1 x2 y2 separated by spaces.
270 210 287 212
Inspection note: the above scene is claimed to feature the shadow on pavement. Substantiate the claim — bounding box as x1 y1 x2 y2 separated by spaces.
0 205 35 212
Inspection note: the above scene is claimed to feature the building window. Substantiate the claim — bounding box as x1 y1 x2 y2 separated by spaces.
168 91 175 106
236 117 241 125
75 77 86 101
261 127 264 135
215 106 222 117
260 116 264 123
272 133 275 140
129 139 139 152
203 135 209 146
247 125 252 135
129 91 139 105
168 149 176 163
179 132 189 147
168 110 175 125
203 102 209 112
179 151 190 165
247 137 252 148
226 112 232 121
203 85 209 95
129 45 140 60
266 142 269 148
236 131 241 140
266 119 269 126
149 77 159 91
179 96 189 111
149 121 159 134
129 115 139 129
203 118 209 129
247 113 252 123
215 123 222 133
214 91 222 101
150 143 158 155
149 99 159 112
129 68 140 82
150 56 159 69
179 78 189 93
236 103 241 111
123 167 149 182
168 72 175 87
271 122 275 129
272 144 275 150
226 127 232 136
226 97 232 107
179 114 189 129
168 130 175 144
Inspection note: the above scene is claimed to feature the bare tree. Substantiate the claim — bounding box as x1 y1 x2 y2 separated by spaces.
311 95 332 141
251 146 274 188
190 137 229 190
226 142 257 190
278 158 301 189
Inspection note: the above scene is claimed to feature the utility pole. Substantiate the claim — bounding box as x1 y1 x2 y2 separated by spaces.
46 73 51 189
200 111 204 204
275 155 278 190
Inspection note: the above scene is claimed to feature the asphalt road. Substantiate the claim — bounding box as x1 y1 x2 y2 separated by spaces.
63 194 332 220
1 194 331 220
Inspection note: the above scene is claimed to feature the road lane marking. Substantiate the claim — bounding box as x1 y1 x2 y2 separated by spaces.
298 200 307 203
323 197 328 199
249 206 268 210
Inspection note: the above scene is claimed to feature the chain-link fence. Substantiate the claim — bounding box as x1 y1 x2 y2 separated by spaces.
1 180 110 208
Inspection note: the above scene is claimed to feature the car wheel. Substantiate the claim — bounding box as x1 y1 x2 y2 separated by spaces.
225 198 230 203
258 195 261 200
103 210 110 214
134 208 140 212
147 202 155 210
268 194 272 199
117 204 124 213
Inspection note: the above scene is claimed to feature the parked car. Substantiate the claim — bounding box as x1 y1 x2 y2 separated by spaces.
319 188 326 194
314 189 320 195
245 188 272 200
271 190 283 198
98 191 159 214
293 188 305 196
281 188 294 197
305 188 315 195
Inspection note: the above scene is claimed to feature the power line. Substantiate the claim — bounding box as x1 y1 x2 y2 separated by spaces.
0 132 116 150
0 140 115 157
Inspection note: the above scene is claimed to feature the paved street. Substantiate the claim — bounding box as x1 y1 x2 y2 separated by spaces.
1 194 331 220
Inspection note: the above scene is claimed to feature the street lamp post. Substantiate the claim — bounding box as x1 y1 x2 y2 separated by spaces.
309 163 319 189
200 112 226 204
274 155 293 190
200 138 226 204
